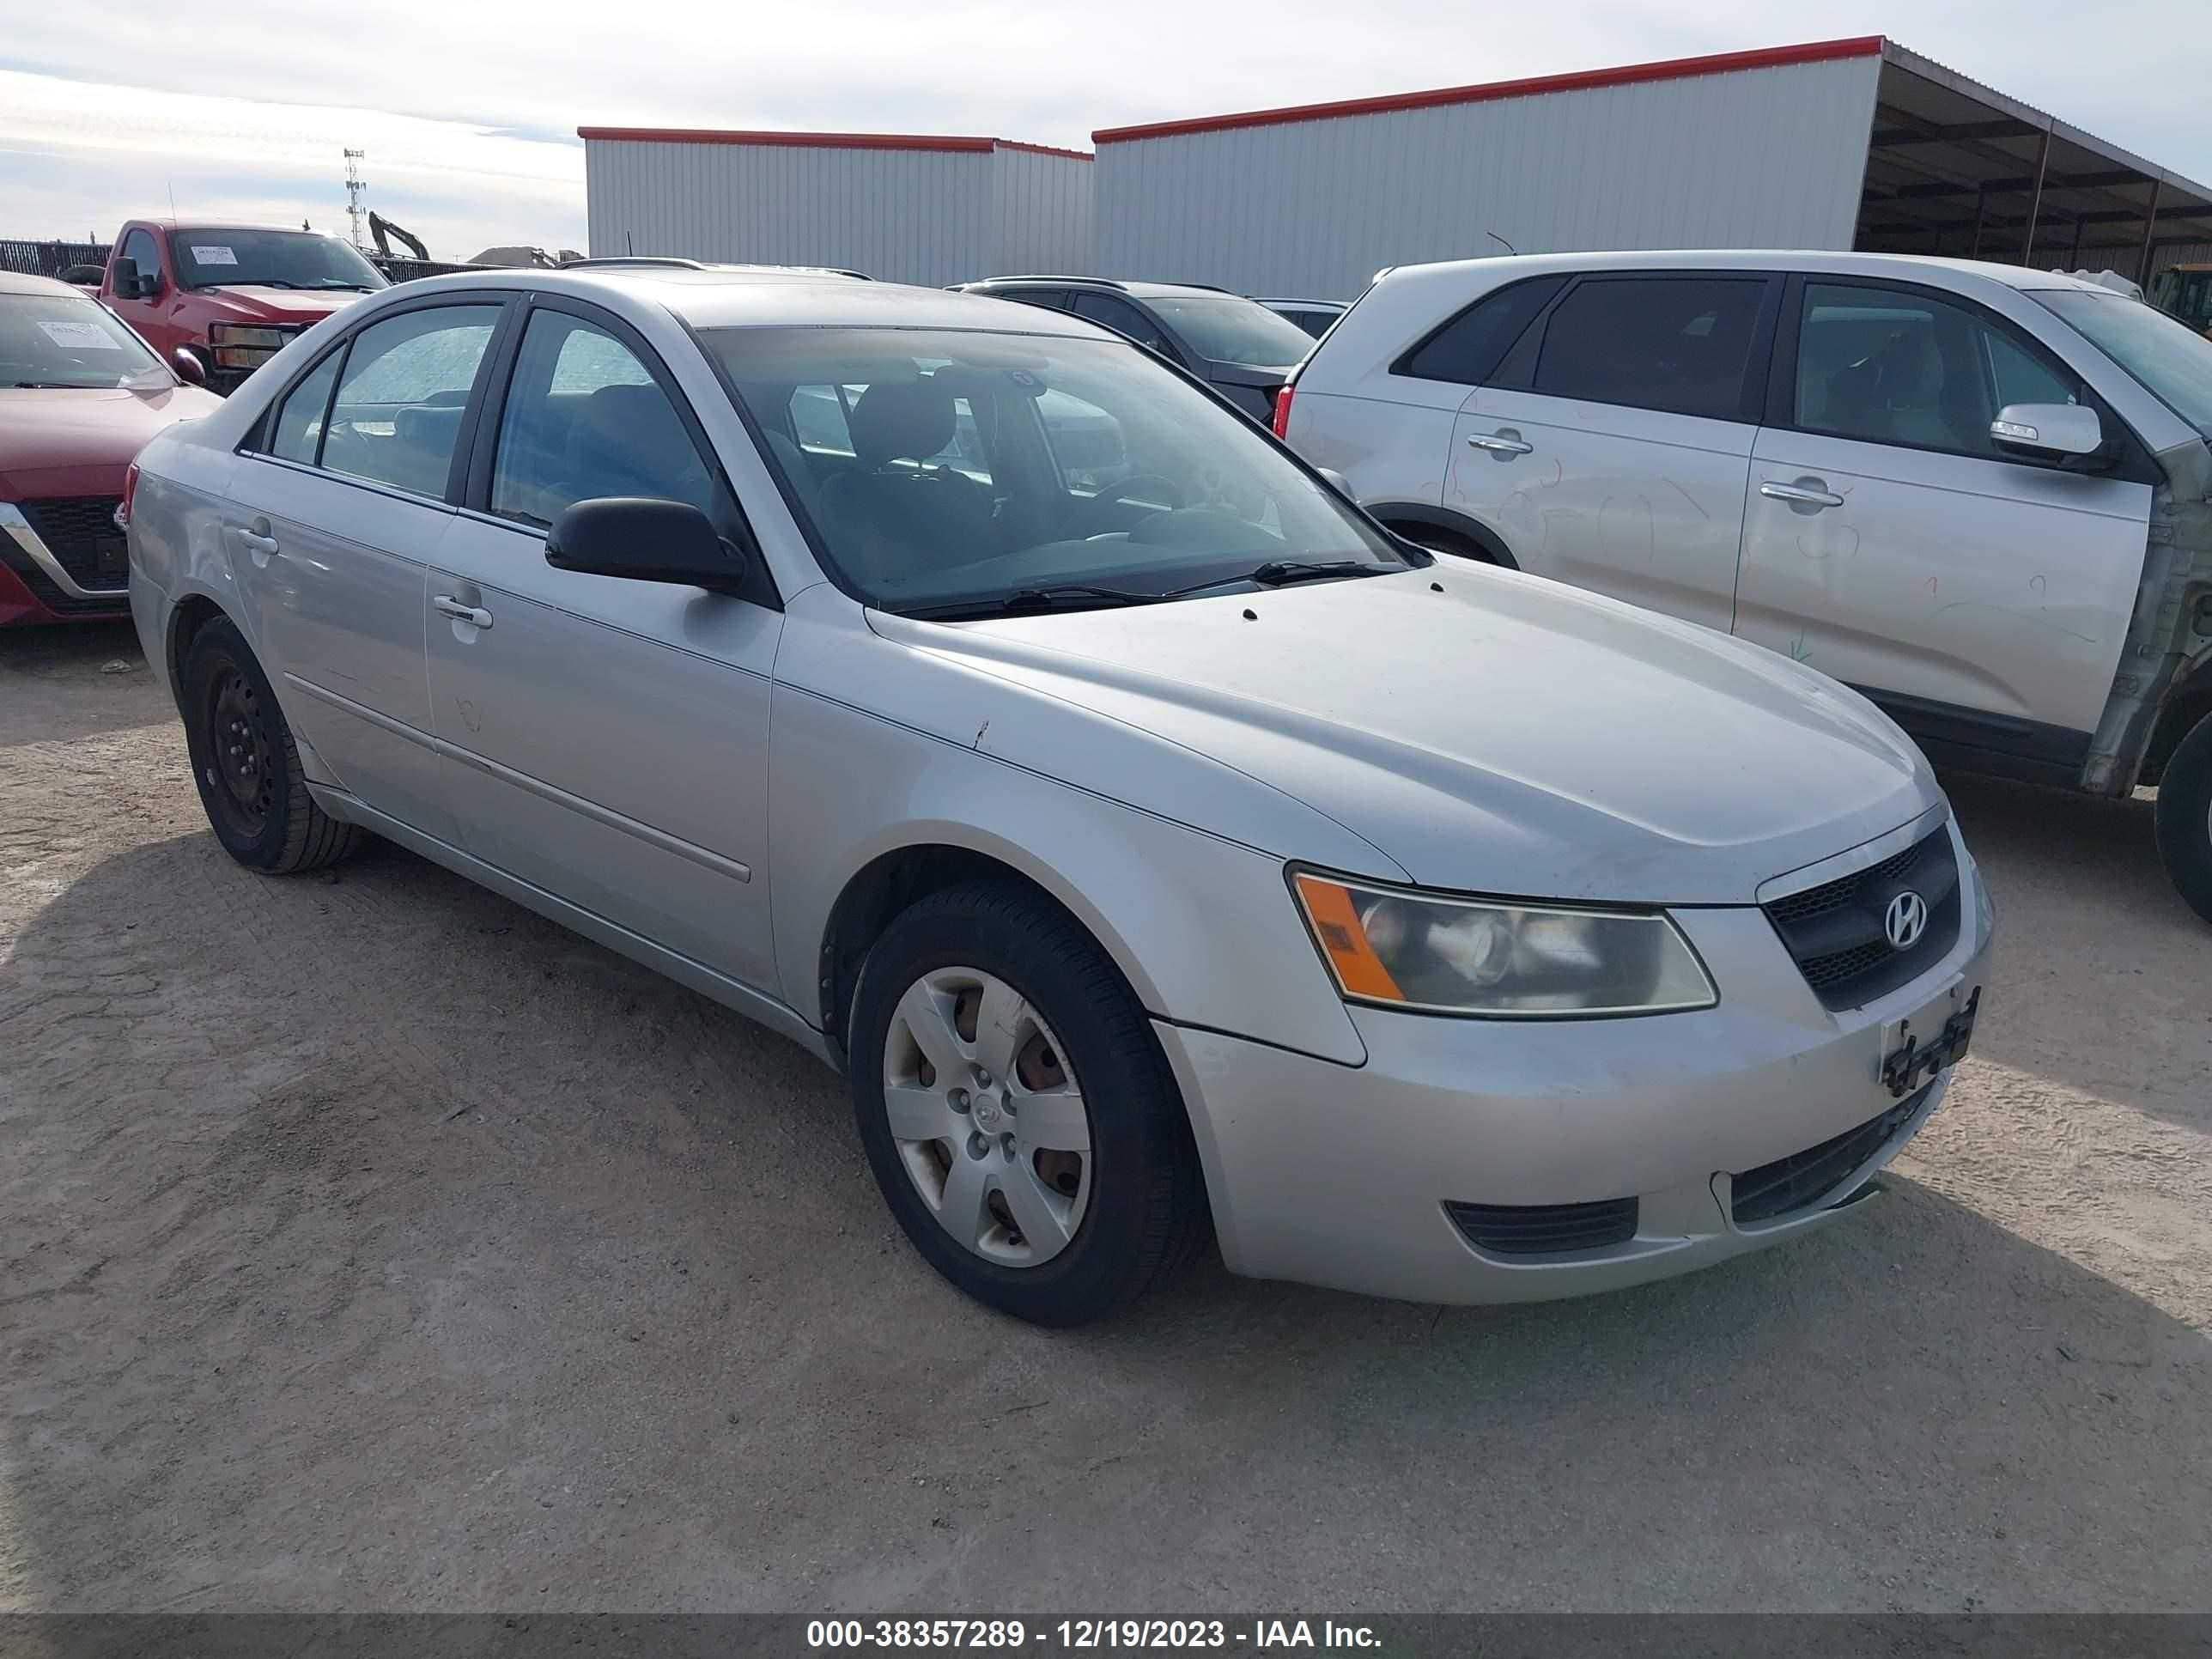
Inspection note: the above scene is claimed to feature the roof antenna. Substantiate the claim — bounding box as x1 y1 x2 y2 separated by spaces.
167 179 178 217
1486 229 1517 255
627 229 635 254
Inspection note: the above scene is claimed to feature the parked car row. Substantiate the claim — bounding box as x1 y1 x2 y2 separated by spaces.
119 264 1994 1325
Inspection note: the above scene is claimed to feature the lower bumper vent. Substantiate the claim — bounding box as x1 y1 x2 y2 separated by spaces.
1447 1196 1638 1257
1729 1083 1934 1225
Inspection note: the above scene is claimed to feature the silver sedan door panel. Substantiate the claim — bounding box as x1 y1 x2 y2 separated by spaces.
424 301 782 994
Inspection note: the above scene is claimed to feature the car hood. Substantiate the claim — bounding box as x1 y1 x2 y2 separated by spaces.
189 286 367 325
0 384 223 499
880 566 1939 903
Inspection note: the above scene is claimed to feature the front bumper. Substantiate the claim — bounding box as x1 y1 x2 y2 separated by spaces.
1157 820 1992 1305
0 501 131 624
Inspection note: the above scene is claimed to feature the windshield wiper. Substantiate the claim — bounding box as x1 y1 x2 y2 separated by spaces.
894 584 1161 621
1161 559 1395 599
12 380 96 390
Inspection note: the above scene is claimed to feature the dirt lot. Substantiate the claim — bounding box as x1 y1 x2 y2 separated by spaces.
1 622 2207 1613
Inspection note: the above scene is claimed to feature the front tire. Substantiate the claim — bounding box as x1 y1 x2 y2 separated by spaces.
180 617 359 874
2154 712 2212 925
848 881 1210 1325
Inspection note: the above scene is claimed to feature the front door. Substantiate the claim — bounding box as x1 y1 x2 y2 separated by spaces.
425 298 782 993
1734 277 2154 759
1443 272 1777 635
222 298 507 840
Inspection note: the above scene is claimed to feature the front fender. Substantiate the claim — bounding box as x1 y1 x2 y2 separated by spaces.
768 677 1370 1068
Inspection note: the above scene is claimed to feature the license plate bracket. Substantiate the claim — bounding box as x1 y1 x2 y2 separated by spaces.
1881 984 1980 1099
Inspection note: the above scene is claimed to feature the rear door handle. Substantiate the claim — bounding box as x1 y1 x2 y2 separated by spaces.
234 515 279 565
1759 480 1845 509
434 595 494 629
1466 432 1534 456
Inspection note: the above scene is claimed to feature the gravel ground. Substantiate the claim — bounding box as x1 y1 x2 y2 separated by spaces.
1 622 2207 1613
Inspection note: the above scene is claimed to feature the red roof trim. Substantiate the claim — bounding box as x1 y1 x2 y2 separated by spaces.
1090 36 1887 144
577 126 1091 160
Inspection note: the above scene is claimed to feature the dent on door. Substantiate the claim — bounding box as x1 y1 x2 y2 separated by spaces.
1446 390 1754 635
1734 431 2153 734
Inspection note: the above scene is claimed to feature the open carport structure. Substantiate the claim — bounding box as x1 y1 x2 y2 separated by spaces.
1091 36 2212 301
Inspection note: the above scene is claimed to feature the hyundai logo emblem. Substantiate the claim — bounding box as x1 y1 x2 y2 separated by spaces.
1884 890 1929 951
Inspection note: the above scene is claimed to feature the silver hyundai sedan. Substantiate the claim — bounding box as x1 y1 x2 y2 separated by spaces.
125 268 1993 1325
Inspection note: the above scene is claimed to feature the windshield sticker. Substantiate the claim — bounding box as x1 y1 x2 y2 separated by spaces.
189 245 239 265
37 319 120 349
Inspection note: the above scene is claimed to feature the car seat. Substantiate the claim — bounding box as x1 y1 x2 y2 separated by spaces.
817 380 996 586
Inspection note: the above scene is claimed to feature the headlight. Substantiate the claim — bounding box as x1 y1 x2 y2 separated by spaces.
1291 871 1717 1018
207 324 289 371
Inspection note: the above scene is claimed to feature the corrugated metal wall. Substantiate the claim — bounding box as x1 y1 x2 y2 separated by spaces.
1094 55 1885 300
585 140 1094 286
584 140 992 285
990 150 1095 276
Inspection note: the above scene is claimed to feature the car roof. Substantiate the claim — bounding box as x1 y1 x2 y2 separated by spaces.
386 266 1114 334
0 270 86 298
1255 297 1346 309
969 275 1241 301
1377 248 2118 295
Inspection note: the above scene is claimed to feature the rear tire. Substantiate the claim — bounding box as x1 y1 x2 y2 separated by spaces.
181 617 360 874
848 880 1211 1326
2155 713 2212 925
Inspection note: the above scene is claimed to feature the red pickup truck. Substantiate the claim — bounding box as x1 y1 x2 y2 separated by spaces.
101 219 387 393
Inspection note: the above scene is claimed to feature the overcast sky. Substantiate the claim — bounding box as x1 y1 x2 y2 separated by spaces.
2 0 2205 262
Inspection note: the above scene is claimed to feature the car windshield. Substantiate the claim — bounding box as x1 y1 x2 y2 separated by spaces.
2036 288 2212 439
708 326 1407 615
173 230 387 293
0 292 169 389
1146 296 1316 367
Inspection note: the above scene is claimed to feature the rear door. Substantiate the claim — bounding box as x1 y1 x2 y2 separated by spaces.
223 295 509 840
1734 276 2154 765
1443 271 1778 635
425 295 783 993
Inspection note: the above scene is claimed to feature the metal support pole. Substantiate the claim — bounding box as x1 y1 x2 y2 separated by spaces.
2069 217 2086 265
1969 191 1987 258
2135 177 2163 283
2021 128 2051 266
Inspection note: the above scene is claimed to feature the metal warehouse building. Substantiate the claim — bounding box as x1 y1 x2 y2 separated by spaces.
1091 36 2212 301
580 127 1094 287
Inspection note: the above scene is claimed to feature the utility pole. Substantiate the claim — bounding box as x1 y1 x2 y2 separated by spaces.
344 149 368 249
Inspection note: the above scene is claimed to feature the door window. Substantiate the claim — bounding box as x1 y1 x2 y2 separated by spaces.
266 350 343 465
1795 283 2079 460
1397 276 1563 385
489 312 716 529
1069 293 1173 356
118 228 161 286
322 305 501 498
1532 276 1766 420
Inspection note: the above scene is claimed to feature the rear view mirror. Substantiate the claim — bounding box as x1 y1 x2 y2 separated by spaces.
545 497 749 594
1991 403 2103 462
109 256 140 295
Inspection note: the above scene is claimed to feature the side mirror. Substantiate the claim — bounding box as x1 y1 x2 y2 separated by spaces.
109 256 140 296
171 348 208 386
1991 403 2103 463
545 497 748 594
1316 465 1354 497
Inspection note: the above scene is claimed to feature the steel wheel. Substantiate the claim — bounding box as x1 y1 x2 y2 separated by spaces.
881 965 1091 1267
205 665 276 838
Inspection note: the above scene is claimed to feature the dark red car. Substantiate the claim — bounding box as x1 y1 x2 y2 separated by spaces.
1 271 222 626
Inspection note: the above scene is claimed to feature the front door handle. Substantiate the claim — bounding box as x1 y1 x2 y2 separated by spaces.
434 594 493 629
1759 479 1845 509
1467 431 1534 456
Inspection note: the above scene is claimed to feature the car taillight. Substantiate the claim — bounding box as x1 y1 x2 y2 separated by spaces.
118 460 140 530
1271 382 1295 440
